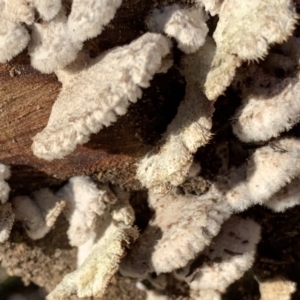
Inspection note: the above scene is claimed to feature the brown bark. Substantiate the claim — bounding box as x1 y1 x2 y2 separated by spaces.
0 0 189 194
0 0 187 297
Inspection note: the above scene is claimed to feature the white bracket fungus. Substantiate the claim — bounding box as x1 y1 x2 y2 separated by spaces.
68 0 122 43
223 138 300 211
204 0 297 100
121 189 232 277
48 178 138 299
29 0 122 73
0 0 62 63
136 38 215 193
28 9 83 74
196 0 223 16
124 137 300 279
56 176 117 247
47 222 138 299
32 33 171 161
4 0 61 23
2 0 300 298
264 177 300 212
0 0 30 63
232 37 300 143
258 278 296 300
12 188 65 240
1 0 121 72
147 4 208 54
176 217 261 298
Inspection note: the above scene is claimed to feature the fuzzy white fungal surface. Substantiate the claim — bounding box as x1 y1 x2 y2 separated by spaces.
47 219 138 299
12 188 64 240
258 278 296 300
1 0 62 64
5 0 61 23
48 188 138 300
204 0 297 100
1 0 121 72
32 0 61 21
32 33 171 161
0 0 30 63
184 217 261 294
223 138 300 211
28 9 83 74
136 38 215 193
68 0 122 43
4 0 35 24
56 176 117 246
196 0 223 16
232 38 300 143
264 177 300 212
121 189 232 277
33 188 66 228
3 0 300 298
147 4 208 53
12 195 48 240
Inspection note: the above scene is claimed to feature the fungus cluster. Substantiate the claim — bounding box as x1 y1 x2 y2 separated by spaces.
1 0 300 299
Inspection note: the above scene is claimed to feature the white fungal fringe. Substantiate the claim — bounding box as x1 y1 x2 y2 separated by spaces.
136 38 215 193
147 4 208 53
204 0 297 100
12 188 65 240
32 33 171 161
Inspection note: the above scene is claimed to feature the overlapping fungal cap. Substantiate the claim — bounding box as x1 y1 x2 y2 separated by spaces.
67 0 122 43
32 33 171 161
4 0 61 22
258 278 296 300
29 0 123 73
147 4 208 53
48 180 138 299
1 0 122 71
136 274 169 300
222 138 300 211
29 8 83 74
232 37 300 143
196 0 223 16
0 0 62 63
4 0 35 24
56 176 117 247
175 216 261 298
47 221 138 299
121 188 232 277
264 177 300 212
204 0 297 100
0 0 30 63
136 38 215 193
31 0 62 21
12 188 65 240
131 137 300 279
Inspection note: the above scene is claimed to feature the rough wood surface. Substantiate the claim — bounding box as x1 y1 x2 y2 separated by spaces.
0 0 188 194
0 1 187 297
